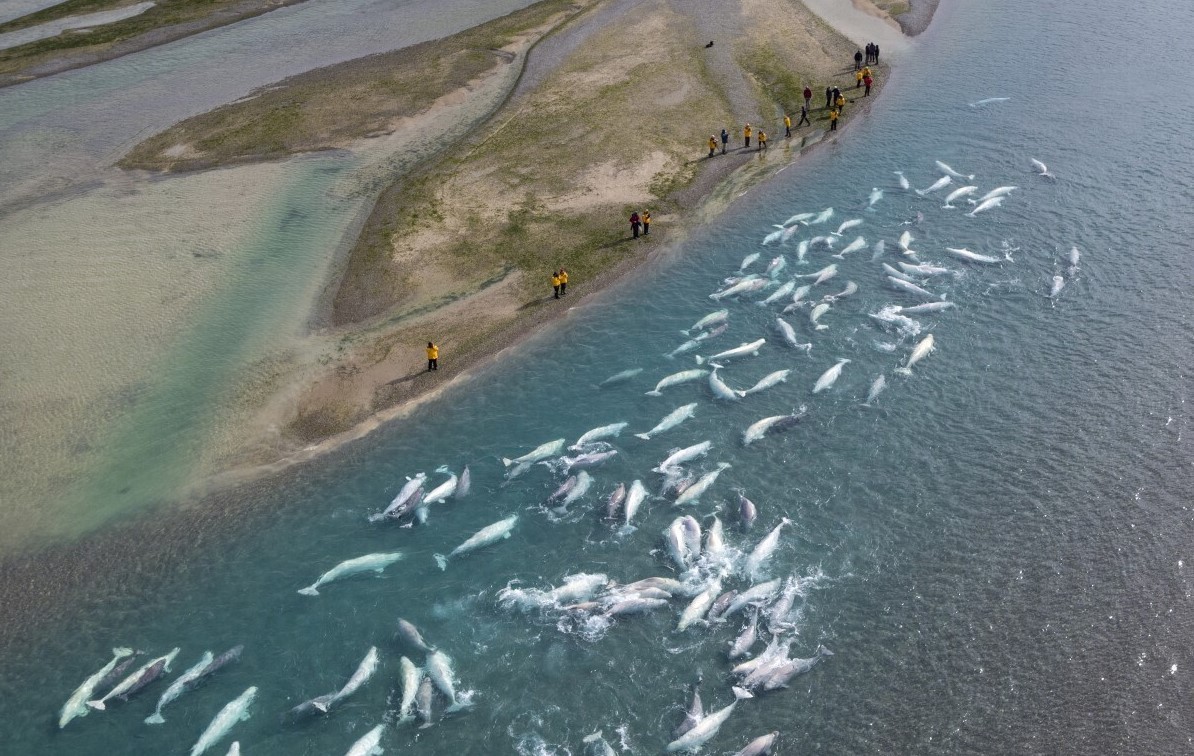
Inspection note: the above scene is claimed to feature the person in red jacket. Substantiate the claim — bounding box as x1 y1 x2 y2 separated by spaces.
803 85 812 112
629 212 641 238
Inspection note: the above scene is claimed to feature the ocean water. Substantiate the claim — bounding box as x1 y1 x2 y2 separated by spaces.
4 0 1194 754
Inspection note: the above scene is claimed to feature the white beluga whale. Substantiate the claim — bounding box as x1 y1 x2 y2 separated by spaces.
59 647 135 728
812 359 850 393
1050 275 1065 299
1031 158 1053 177
636 403 698 440
695 338 765 365
421 467 458 506
502 439 565 468
426 650 470 712
863 374 887 406
742 369 790 396
935 160 973 181
623 480 648 526
967 196 1004 217
683 309 728 335
798 263 837 286
758 279 796 306
743 518 791 580
894 170 910 190
810 207 833 224
145 651 214 724
809 302 830 330
322 647 380 711
867 187 883 208
598 367 642 387
299 552 404 596
945 247 1003 263
832 236 866 259
665 694 746 753
832 218 862 236
887 276 941 300
655 441 712 472
975 185 1017 203
969 96 1010 107
738 252 761 272
673 463 731 507
396 656 422 725
915 175 952 196
898 301 956 314
435 515 517 569
896 334 935 375
189 687 256 756
708 366 745 401
646 369 708 396
570 422 628 450
345 724 385 756
822 281 858 301
942 185 978 208
742 408 806 446
774 317 812 350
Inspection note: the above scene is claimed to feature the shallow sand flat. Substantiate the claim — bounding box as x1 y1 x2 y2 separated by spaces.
801 0 912 55
0 2 155 52
0 160 302 551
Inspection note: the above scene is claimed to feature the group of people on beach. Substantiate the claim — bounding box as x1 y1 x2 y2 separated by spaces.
551 268 569 299
706 46 880 154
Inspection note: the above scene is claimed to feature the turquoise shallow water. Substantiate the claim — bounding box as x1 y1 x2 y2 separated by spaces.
5 0 1194 753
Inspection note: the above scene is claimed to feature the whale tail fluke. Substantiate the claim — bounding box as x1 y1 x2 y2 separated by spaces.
894 367 912 376
693 356 705 365
645 390 662 397
434 554 448 571
634 433 651 441
298 586 320 596
144 713 166 725
500 457 513 467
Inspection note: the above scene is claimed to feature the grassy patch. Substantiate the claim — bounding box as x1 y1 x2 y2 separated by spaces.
119 0 586 171
737 44 813 117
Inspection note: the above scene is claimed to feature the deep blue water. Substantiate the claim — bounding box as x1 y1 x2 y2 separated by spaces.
4 0 1194 753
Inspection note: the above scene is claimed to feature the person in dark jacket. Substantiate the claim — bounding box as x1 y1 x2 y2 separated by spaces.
629 212 641 238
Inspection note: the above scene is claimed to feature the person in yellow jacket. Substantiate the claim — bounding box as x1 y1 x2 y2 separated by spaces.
551 270 561 299
642 211 651 236
861 65 871 78
855 69 864 88
829 108 839 131
426 342 439 371
758 130 768 151
835 94 846 111
784 113 792 138
708 135 718 158
559 268 569 295
743 123 752 148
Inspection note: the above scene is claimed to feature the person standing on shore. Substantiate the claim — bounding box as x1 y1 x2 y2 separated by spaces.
836 93 846 112
642 210 651 235
803 85 813 112
825 86 833 109
873 44 880 63
708 134 718 158
797 103 810 127
629 212 641 238
551 270 561 298
784 113 791 138
829 108 839 131
426 342 439 371
864 73 873 96
559 268 568 294
758 130 767 151
832 86 841 105
720 128 729 154
743 123 752 148
854 49 863 70
855 69 863 88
